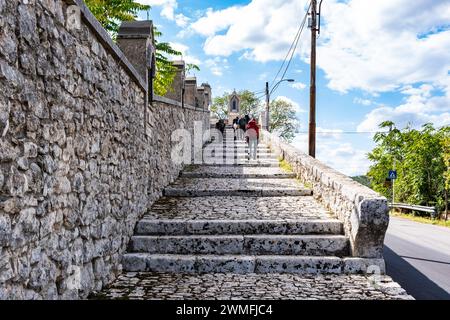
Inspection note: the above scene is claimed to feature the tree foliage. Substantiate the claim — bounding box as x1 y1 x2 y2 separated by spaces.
210 94 229 119
210 91 300 143
269 98 300 142
84 0 149 34
210 90 261 120
367 122 450 213
84 0 199 96
443 135 450 191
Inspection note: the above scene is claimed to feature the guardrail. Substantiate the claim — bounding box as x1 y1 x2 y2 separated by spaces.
389 202 436 216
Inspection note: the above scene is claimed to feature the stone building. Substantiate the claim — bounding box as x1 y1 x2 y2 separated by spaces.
184 77 197 107
196 86 205 110
201 83 212 110
164 61 185 104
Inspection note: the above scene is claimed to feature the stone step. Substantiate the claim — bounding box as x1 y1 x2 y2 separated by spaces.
180 166 295 178
206 152 276 157
135 219 344 235
201 162 280 167
204 154 278 160
207 144 269 149
122 254 386 274
208 145 272 153
203 158 280 164
206 148 272 153
129 235 349 256
144 196 334 221
163 178 312 197
207 148 273 153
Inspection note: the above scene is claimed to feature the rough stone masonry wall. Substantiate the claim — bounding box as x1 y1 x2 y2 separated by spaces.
261 131 389 260
0 0 209 299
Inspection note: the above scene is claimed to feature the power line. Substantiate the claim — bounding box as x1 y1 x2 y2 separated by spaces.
251 89 266 95
269 2 311 90
272 10 309 95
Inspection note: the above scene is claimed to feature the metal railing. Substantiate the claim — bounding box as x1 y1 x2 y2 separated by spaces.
389 202 436 216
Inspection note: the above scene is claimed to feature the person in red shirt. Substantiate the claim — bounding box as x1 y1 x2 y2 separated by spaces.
245 116 260 160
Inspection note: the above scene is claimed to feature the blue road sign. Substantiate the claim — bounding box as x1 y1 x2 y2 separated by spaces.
389 170 397 180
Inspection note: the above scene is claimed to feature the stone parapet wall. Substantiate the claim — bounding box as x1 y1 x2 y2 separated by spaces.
260 130 389 259
0 0 209 299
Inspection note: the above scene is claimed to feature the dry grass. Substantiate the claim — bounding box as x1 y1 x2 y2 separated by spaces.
391 211 450 228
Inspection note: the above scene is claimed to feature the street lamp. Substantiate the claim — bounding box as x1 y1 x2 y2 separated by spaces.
265 79 295 131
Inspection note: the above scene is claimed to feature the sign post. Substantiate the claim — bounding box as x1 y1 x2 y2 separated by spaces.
389 170 397 204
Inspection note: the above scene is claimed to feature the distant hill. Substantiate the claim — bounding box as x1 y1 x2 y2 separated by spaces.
351 175 372 189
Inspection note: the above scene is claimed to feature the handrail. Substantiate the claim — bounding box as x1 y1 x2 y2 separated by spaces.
389 202 436 214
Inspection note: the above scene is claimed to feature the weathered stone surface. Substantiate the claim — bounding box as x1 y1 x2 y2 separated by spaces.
136 219 343 235
91 272 413 300
144 196 333 220
260 130 390 258
0 0 209 300
131 234 349 256
0 100 10 137
164 178 312 197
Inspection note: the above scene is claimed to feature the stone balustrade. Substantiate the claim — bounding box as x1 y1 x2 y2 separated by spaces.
260 130 390 259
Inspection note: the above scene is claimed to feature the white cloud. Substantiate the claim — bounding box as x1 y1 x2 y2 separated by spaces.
357 106 450 133
168 42 201 66
205 57 229 76
353 97 373 106
275 96 305 113
290 82 306 90
317 0 450 94
258 72 269 81
136 0 190 27
189 0 311 62
357 83 450 132
292 133 371 176
189 0 450 96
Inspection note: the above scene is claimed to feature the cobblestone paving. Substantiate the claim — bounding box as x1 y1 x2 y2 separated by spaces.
92 272 413 300
144 196 334 220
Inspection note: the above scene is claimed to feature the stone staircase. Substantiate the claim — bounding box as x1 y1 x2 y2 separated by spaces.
123 126 372 274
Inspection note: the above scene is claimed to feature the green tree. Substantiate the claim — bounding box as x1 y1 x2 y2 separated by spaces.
238 90 261 116
210 95 229 119
210 91 300 143
442 134 450 219
84 0 199 96
269 98 300 142
84 0 148 34
367 122 449 216
443 135 450 190
210 90 262 119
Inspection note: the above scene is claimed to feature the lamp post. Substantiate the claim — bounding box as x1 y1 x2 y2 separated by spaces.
265 79 295 131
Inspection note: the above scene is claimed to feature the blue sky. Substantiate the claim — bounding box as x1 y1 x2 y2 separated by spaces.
136 0 450 176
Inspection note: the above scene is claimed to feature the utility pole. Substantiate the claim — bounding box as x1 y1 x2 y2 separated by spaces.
309 0 318 158
265 81 270 131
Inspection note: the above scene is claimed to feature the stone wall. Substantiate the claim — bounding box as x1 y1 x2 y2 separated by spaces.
0 0 209 299
260 131 389 259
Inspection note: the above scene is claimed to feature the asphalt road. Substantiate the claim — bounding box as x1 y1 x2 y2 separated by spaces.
384 216 450 300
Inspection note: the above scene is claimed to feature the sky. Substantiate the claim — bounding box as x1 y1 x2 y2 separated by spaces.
135 0 450 176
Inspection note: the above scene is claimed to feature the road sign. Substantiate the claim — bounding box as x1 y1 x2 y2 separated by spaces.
389 170 397 180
